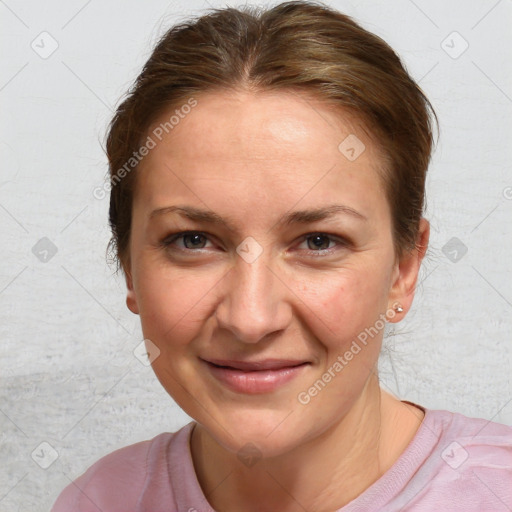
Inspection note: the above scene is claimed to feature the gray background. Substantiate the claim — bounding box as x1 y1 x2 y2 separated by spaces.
1 0 511 510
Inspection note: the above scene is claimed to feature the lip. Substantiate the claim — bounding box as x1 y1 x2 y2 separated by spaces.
204 358 309 371
202 358 310 394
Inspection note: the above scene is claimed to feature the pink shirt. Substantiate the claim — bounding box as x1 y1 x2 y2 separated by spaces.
52 406 512 511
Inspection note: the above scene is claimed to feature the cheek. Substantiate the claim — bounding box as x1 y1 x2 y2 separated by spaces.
134 263 222 348
297 265 389 354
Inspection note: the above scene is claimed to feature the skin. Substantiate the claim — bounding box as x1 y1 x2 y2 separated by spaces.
124 88 430 512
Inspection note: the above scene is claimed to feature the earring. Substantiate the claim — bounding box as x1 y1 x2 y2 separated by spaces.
394 304 404 313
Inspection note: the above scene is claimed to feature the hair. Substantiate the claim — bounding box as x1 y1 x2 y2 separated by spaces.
105 0 438 272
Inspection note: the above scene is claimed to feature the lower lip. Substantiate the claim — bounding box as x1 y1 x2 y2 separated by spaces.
203 361 309 394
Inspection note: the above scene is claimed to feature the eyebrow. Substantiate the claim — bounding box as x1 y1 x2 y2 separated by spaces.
150 204 367 231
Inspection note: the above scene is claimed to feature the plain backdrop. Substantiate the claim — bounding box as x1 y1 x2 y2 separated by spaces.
1 0 511 509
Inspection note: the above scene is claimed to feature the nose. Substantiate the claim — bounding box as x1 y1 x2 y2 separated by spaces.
214 250 292 344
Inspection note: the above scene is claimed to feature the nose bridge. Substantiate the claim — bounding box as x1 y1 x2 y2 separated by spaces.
216 249 289 344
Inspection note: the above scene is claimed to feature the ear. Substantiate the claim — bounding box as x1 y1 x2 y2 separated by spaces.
123 261 140 315
387 218 430 322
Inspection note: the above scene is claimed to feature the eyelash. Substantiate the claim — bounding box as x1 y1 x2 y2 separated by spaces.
160 231 349 257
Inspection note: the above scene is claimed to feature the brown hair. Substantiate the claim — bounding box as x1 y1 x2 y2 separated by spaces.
105 0 437 272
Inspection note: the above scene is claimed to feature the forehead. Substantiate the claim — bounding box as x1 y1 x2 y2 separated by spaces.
134 89 389 223
145 89 382 162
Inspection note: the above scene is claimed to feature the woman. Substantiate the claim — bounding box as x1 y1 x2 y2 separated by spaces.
52 1 512 510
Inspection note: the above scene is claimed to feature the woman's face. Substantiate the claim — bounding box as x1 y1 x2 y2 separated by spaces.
125 89 421 456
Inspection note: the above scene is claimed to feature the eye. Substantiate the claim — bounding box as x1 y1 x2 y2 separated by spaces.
297 233 348 255
160 231 349 257
161 231 214 251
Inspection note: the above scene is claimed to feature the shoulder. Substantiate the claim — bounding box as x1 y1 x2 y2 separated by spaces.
51 424 192 512
424 408 512 467
415 408 512 509
427 407 512 446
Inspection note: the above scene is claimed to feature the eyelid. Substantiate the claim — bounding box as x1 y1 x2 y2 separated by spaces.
296 232 349 254
161 230 349 255
161 231 216 251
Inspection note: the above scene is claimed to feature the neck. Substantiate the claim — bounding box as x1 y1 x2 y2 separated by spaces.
190 376 424 512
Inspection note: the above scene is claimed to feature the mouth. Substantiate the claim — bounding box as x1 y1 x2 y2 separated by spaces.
204 358 310 371
201 358 311 394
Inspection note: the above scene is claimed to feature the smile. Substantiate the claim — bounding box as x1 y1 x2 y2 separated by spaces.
202 358 311 394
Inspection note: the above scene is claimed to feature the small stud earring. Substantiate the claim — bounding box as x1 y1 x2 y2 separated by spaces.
394 304 404 313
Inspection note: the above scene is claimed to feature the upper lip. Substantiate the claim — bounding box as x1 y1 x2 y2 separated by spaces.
203 358 310 371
